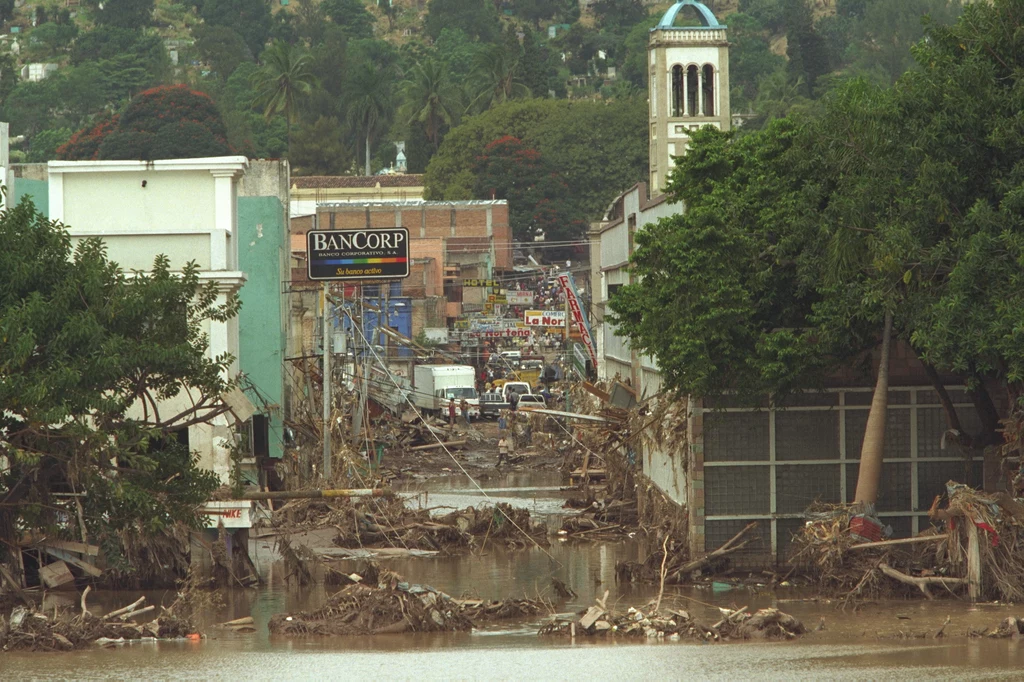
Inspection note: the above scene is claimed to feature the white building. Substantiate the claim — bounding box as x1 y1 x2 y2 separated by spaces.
47 157 250 481
589 0 731 510
20 62 57 82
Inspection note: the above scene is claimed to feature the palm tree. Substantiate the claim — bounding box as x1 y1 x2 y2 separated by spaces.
346 61 395 176
251 40 318 152
401 59 460 151
468 45 531 113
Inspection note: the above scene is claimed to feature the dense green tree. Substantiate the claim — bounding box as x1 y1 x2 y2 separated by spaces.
512 0 556 28
784 0 831 95
0 0 13 24
194 25 254 81
739 0 785 32
433 28 479 82
473 135 586 241
424 0 500 42
425 97 648 221
290 116 351 174
468 44 531 112
610 0 1024 502
0 200 233 565
200 0 271 58
251 40 317 149
27 127 73 162
92 0 154 29
322 0 376 40
401 59 460 150
846 0 962 84
27 21 79 53
619 16 660 88
592 0 647 34
295 0 328 44
727 13 785 110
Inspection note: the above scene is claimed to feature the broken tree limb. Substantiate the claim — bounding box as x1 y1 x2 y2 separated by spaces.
848 534 950 550
238 488 389 501
80 585 91 617
669 521 757 581
104 596 146 620
408 440 467 452
878 563 967 600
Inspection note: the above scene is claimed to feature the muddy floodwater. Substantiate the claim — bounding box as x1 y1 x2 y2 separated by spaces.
8 469 1024 680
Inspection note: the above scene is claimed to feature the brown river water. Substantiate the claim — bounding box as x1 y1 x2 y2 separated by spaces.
6 470 1024 680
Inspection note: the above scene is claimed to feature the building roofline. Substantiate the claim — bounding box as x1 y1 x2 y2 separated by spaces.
48 156 249 174
317 199 508 209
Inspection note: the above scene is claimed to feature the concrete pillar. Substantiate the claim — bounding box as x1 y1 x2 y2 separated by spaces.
698 66 705 116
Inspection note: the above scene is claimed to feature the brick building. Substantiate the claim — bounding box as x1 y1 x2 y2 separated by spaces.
288 199 511 357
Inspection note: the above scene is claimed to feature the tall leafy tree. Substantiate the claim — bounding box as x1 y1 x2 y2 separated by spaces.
251 40 318 151
200 0 272 58
322 0 376 40
92 0 154 28
424 0 500 42
468 44 531 112
401 59 460 151
346 59 395 175
0 200 234 564
783 0 831 95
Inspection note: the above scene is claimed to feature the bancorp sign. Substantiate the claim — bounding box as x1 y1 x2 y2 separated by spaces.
306 228 410 281
523 310 566 326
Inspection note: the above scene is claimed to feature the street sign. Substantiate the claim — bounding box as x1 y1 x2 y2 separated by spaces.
506 292 534 305
523 310 567 326
463 278 499 287
306 228 410 281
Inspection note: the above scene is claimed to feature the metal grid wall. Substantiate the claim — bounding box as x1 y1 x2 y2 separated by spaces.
702 387 983 563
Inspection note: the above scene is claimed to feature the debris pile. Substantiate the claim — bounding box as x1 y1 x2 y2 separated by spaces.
0 590 201 651
539 600 805 642
268 569 549 636
791 482 1024 602
616 522 756 585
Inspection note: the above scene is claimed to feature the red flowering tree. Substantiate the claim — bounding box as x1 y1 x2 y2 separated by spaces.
473 135 585 242
59 85 234 161
57 115 121 161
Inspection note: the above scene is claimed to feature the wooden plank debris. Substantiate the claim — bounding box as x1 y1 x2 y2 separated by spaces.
38 561 75 589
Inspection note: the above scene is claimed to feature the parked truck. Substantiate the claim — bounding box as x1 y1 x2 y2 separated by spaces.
413 364 480 417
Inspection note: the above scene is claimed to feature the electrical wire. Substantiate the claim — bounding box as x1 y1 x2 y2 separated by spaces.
345 310 563 567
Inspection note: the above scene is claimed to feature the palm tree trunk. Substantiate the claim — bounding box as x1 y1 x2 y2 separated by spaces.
853 310 893 506
365 130 371 176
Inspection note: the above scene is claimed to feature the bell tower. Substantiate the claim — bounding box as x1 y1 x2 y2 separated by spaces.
648 1 731 195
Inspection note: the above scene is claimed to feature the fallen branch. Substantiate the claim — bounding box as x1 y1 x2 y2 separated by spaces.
848 534 949 550
80 585 91 617
104 597 146 620
409 440 467 452
878 563 967 600
669 522 757 581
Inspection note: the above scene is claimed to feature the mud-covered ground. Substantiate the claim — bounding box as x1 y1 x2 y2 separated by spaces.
380 419 564 482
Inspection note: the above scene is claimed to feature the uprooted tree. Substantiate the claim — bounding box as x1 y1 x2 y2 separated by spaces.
610 0 1024 504
0 198 239 580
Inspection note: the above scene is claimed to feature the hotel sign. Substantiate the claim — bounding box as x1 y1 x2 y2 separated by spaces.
307 228 410 281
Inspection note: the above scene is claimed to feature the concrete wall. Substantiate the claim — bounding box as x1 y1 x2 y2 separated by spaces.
9 164 48 212
238 160 290 459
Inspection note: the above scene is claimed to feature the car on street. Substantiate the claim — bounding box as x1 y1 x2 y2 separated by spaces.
479 391 509 418
516 394 546 408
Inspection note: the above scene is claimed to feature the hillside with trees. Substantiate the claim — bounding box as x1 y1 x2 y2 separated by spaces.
0 0 967 239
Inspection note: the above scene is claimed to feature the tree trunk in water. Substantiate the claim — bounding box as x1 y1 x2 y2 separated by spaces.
854 311 893 506
365 131 371 176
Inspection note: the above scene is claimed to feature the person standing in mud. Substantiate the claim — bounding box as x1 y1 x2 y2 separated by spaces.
448 398 456 426
459 398 470 424
497 435 510 466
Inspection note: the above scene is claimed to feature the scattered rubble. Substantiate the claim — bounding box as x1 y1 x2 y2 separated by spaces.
268 568 549 636
0 588 204 651
539 599 806 642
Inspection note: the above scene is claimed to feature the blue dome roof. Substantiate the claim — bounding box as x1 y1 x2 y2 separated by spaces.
656 1 722 29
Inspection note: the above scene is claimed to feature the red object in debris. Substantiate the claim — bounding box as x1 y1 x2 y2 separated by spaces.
850 514 883 543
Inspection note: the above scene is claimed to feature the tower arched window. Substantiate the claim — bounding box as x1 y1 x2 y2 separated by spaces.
702 64 715 116
671 65 684 117
686 65 699 116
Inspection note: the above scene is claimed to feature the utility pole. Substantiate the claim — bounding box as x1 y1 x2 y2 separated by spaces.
322 281 332 480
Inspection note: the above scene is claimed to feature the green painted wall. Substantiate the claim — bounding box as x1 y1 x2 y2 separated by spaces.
12 178 49 216
238 196 288 459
